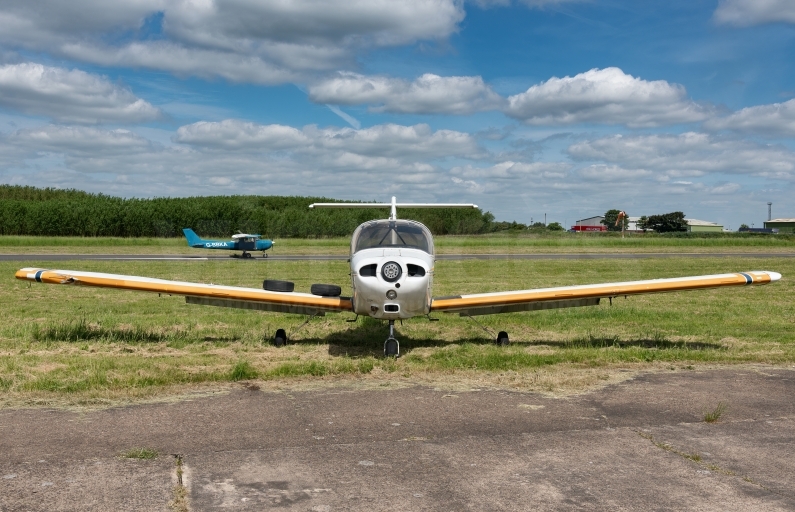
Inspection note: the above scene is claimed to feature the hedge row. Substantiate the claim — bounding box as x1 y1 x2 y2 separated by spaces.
0 185 496 237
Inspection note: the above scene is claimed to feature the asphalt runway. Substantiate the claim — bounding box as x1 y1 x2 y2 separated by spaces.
1 367 793 511
2 252 795 262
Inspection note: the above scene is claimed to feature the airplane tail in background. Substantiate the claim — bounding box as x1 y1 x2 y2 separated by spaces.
182 228 204 247
310 196 478 221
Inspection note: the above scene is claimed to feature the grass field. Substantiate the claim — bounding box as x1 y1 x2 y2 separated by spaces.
1 245 793 407
1 232 794 255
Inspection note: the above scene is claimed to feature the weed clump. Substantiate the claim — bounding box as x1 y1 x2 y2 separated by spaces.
230 360 258 381
704 402 728 423
119 448 158 459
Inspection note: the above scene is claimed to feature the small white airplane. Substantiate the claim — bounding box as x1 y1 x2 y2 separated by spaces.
16 197 781 356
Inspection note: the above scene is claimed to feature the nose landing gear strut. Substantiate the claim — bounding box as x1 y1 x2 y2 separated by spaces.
384 320 400 357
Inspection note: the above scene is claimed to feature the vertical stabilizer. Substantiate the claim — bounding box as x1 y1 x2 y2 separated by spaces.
182 228 204 247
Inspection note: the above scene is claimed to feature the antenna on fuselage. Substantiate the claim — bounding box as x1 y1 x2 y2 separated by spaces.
309 196 479 220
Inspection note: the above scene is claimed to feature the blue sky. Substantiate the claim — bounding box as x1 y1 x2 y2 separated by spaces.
0 0 793 229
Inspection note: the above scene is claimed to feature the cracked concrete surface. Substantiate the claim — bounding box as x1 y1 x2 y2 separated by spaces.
1 367 793 511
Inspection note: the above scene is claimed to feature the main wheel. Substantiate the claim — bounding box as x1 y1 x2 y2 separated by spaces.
496 331 509 346
263 279 294 292
243 252 252 258
310 283 342 297
273 328 287 347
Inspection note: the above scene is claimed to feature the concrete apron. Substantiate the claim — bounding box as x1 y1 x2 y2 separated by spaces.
1 367 794 511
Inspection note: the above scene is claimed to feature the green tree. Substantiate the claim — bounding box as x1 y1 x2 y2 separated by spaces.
601 209 628 232
546 222 564 231
644 212 688 233
637 215 649 232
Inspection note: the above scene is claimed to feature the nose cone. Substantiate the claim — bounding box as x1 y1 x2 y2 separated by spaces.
767 271 782 282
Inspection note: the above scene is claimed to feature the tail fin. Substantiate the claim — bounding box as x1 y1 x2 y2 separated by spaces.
182 228 204 247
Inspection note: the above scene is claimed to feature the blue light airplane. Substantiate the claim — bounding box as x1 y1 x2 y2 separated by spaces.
182 228 274 258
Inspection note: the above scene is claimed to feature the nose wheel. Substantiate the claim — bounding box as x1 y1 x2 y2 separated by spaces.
384 320 400 357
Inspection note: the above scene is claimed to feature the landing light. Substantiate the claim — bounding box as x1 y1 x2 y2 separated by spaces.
386 290 397 300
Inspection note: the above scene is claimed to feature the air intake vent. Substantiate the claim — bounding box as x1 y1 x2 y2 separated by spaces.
359 264 377 277
384 304 399 312
406 264 426 277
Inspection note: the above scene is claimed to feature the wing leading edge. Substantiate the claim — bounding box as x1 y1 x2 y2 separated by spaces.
15 268 351 316
431 271 781 317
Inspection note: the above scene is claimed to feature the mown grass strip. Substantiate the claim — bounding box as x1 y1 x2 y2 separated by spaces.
1 255 793 402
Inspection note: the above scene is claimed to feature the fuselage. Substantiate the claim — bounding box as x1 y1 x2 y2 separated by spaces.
182 228 273 252
191 239 273 251
348 219 435 319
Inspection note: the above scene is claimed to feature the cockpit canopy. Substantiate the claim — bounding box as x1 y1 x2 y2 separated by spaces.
351 220 434 254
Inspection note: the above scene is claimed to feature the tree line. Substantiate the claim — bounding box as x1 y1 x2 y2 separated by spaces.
0 185 509 237
602 209 689 233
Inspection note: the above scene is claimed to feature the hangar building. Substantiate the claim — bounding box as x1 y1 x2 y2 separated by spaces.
764 218 795 233
686 219 723 233
571 216 606 232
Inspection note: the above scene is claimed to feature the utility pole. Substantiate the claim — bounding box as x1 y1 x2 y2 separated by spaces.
544 213 546 226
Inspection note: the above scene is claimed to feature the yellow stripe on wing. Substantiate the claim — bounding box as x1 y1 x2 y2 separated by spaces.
431 271 780 314
15 268 352 312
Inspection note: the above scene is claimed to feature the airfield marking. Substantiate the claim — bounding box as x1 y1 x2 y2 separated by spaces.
1 252 795 262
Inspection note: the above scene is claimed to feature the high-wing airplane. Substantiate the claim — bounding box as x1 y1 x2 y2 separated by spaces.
17 198 781 356
183 228 274 258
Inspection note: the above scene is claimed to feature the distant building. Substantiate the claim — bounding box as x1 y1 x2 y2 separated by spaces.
765 218 795 234
686 219 723 233
571 216 606 232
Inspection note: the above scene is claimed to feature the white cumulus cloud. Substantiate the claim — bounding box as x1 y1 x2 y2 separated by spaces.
704 98 795 136
308 72 505 115
0 63 160 123
174 120 310 150
713 0 795 26
577 165 653 182
9 125 154 155
505 67 711 127
451 161 569 180
306 123 481 158
568 132 795 177
173 120 480 159
0 0 465 84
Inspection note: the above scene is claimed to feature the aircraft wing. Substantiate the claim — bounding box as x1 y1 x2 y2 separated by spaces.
430 271 781 316
15 268 351 316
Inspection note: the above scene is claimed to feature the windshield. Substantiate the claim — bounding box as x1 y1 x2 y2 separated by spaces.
352 220 433 254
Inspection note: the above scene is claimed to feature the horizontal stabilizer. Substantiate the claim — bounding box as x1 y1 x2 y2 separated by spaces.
310 196 477 221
